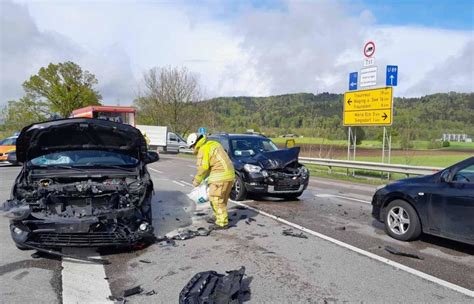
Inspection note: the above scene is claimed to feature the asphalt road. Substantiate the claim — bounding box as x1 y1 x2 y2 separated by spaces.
0 156 473 303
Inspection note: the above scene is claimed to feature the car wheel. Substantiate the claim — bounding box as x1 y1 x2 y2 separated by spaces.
384 200 421 241
230 175 247 201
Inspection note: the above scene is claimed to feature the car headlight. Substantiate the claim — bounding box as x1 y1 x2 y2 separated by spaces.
299 166 309 177
244 164 262 173
376 184 387 191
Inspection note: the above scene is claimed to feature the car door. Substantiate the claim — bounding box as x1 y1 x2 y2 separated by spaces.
427 161 474 244
167 132 179 153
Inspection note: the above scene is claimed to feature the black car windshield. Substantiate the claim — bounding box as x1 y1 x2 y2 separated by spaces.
231 138 278 157
29 150 139 167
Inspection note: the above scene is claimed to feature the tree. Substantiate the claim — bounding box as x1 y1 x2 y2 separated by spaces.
22 62 102 117
135 66 204 135
1 96 48 131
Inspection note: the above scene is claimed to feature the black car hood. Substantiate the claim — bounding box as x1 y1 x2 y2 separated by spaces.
238 147 300 169
16 118 148 163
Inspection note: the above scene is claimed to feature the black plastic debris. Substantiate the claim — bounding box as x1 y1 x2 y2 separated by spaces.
179 266 249 304
157 239 177 247
171 227 212 241
335 226 346 231
108 295 125 303
282 229 308 239
385 246 424 260
139 259 152 264
240 215 248 220
123 286 143 297
195 212 206 216
235 206 247 210
145 290 157 296
257 224 265 227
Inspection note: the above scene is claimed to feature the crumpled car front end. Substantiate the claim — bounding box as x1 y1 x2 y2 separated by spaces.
3 118 157 249
5 172 154 248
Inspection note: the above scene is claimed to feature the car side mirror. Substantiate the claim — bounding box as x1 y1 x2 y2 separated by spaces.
145 151 159 164
439 170 451 183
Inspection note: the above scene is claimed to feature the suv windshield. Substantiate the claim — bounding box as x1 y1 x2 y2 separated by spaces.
231 138 278 157
29 150 139 167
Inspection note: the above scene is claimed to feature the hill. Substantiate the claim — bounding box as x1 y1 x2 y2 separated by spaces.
203 92 474 144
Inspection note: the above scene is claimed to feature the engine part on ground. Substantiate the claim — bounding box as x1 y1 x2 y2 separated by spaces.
282 229 308 239
179 266 249 304
123 285 143 297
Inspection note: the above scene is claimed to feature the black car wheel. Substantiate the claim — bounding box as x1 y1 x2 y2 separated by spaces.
384 200 421 241
231 175 247 201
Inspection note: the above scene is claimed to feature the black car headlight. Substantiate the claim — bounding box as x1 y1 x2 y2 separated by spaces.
244 164 262 173
299 166 309 178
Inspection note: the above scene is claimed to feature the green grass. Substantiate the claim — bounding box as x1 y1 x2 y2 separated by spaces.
345 155 471 168
271 137 474 151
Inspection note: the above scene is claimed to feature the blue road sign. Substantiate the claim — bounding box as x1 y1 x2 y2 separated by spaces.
349 72 358 91
386 65 398 86
198 127 207 135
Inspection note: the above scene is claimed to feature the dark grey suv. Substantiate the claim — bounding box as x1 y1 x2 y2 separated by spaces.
208 133 309 201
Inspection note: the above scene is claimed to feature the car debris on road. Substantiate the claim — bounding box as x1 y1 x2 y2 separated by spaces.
179 266 249 304
385 246 424 260
282 228 308 239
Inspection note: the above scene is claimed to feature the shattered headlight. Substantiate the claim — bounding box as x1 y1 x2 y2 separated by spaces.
3 205 31 220
244 164 262 173
300 166 309 178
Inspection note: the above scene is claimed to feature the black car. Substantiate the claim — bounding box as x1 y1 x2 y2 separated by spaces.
3 118 159 249
372 157 474 245
208 133 309 201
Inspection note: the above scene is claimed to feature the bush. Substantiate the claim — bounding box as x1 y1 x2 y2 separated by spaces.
442 141 450 147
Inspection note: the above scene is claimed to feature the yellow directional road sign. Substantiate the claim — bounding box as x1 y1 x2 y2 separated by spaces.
343 87 393 126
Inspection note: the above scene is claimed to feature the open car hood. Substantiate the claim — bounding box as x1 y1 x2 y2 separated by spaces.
16 118 148 163
240 147 300 169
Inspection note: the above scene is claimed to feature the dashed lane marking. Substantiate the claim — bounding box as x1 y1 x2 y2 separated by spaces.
148 168 163 174
180 180 193 187
229 200 474 298
315 193 371 204
62 248 111 304
172 180 186 187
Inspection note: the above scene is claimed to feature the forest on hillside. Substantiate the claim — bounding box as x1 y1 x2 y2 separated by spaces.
202 92 474 146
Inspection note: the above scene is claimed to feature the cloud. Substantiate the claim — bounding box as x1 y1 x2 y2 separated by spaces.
0 0 137 105
1 0 472 108
223 0 473 97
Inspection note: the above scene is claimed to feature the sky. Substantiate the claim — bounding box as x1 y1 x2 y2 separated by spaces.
0 0 473 106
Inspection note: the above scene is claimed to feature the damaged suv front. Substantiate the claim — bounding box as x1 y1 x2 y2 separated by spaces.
208 134 309 201
3 118 158 249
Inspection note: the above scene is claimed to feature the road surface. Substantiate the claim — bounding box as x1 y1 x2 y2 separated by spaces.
0 155 472 303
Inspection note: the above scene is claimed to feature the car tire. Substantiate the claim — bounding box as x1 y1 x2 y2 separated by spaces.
230 175 247 201
384 199 421 241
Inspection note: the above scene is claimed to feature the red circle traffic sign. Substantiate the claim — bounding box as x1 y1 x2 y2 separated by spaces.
364 41 375 58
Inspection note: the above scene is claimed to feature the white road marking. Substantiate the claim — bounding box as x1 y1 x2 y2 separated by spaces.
62 248 111 304
230 200 474 298
180 180 193 187
315 193 371 204
172 180 186 187
148 168 163 174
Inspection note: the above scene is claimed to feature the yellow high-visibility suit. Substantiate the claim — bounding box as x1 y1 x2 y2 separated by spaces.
193 137 235 227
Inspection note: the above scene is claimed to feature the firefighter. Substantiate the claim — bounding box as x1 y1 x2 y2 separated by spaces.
187 133 235 229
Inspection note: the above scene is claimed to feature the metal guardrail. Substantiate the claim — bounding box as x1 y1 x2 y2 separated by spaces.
299 157 443 176
179 150 443 176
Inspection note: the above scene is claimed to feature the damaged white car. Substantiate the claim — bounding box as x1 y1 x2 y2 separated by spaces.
3 118 158 250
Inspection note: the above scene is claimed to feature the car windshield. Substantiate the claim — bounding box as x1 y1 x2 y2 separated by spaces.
29 150 139 167
0 137 16 145
231 138 278 157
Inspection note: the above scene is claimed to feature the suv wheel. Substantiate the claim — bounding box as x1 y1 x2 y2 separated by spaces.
231 175 247 201
384 200 421 241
